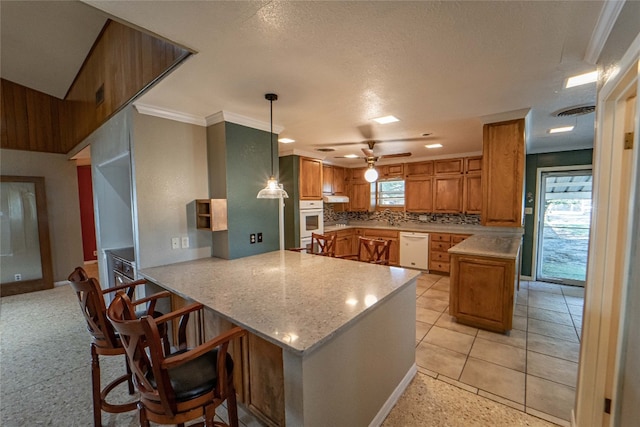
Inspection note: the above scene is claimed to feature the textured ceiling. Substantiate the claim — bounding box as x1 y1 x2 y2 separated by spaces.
2 1 609 162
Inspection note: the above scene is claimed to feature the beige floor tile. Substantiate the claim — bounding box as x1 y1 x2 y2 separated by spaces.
514 304 527 317
528 291 568 313
416 306 443 324
437 375 478 394
431 281 450 292
459 357 526 404
416 321 432 343
419 273 442 285
528 318 579 343
435 313 479 337
469 337 526 372
527 351 578 387
415 342 468 380
526 375 576 422
527 332 580 362
423 288 450 302
528 282 563 294
567 304 584 316
528 306 573 326
424 326 476 355
416 295 449 312
476 328 526 349
525 407 571 427
561 285 585 298
512 315 527 331
478 390 525 411
563 295 584 306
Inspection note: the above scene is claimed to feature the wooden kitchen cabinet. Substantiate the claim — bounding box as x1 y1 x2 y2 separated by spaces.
363 228 400 266
405 177 433 212
322 164 334 194
429 233 452 273
463 174 482 214
405 160 433 177
482 119 525 227
465 156 482 174
299 156 323 200
449 252 517 333
379 163 404 178
433 176 463 213
327 229 355 257
349 182 371 212
195 199 227 231
434 158 464 175
333 166 346 194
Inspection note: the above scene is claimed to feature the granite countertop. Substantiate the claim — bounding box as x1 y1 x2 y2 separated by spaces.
325 221 523 236
447 234 521 259
139 251 420 356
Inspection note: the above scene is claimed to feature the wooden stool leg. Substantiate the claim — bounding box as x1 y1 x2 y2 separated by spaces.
138 402 150 427
90 344 102 427
204 403 215 427
227 387 239 427
124 358 134 395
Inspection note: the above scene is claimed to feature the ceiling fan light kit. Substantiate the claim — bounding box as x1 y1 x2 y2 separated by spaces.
257 93 289 199
364 166 379 183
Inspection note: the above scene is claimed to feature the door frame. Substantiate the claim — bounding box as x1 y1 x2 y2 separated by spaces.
574 34 639 426
0 175 54 296
532 165 593 285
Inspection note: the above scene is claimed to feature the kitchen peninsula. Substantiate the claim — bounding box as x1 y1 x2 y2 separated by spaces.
139 250 420 427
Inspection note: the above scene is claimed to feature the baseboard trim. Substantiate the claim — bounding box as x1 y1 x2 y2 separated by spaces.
368 363 417 427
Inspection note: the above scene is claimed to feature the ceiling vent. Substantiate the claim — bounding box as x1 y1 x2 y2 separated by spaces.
553 105 595 117
316 148 335 152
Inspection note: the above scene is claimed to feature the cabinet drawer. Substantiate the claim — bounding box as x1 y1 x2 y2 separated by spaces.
430 241 451 252
430 251 450 262
363 229 398 238
430 233 451 243
451 234 471 244
429 261 450 272
336 229 353 238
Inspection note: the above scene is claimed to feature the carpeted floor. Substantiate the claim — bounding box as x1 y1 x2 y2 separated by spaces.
1 284 556 426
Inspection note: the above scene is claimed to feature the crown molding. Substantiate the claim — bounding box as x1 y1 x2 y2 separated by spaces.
134 103 206 126
584 0 626 64
205 111 284 133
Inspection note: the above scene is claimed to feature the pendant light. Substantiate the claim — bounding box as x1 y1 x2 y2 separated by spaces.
364 159 379 183
257 93 289 199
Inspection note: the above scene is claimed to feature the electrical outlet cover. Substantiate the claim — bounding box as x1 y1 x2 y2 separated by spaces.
181 236 189 248
171 237 180 249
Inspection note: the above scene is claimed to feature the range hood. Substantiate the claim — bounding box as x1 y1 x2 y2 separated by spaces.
323 195 350 203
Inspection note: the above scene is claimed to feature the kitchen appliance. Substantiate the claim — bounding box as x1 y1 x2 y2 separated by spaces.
399 232 429 270
108 247 136 287
323 195 349 203
299 200 324 248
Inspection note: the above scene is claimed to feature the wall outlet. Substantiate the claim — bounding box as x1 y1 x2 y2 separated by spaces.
250 234 256 244
181 236 189 248
257 232 263 243
14 273 22 281
171 237 180 249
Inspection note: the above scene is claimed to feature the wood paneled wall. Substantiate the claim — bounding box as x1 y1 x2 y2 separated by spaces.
1 20 191 154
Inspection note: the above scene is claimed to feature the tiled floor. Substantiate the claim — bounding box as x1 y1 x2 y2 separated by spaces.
415 273 584 426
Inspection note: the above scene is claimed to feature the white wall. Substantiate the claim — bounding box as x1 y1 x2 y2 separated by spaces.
0 148 84 282
132 110 211 268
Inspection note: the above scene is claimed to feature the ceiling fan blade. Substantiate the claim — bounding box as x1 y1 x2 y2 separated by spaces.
377 136 438 143
362 147 374 157
379 152 412 159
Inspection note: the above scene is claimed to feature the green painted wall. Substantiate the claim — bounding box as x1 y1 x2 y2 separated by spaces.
521 149 593 277
207 122 280 259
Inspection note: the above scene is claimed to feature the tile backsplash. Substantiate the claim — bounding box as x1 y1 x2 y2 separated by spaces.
324 205 481 225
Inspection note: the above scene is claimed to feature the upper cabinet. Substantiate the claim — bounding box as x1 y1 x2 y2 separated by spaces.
405 161 433 177
463 156 482 214
379 163 404 179
299 157 323 200
482 119 525 227
323 164 347 195
434 158 464 175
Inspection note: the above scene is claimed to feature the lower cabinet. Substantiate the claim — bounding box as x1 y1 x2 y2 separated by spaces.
429 233 471 274
449 253 517 332
171 294 285 426
361 228 400 266
327 229 355 257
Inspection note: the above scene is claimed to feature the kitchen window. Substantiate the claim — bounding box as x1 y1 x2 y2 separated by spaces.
377 179 405 207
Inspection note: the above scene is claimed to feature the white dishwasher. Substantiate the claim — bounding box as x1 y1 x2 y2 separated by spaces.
399 232 430 270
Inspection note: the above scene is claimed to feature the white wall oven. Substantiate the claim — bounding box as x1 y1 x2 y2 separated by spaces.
299 200 324 249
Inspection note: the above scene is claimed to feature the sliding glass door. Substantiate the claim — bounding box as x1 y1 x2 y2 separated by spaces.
536 170 592 286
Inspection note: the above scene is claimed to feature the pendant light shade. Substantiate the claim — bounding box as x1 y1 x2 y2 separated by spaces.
364 165 379 183
257 93 289 199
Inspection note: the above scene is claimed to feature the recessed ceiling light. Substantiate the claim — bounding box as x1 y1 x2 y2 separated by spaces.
344 154 360 158
279 138 295 143
425 143 443 149
566 71 597 88
549 126 575 134
372 115 399 124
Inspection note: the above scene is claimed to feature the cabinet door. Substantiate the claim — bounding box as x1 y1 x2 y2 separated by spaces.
299 157 323 200
405 177 433 212
465 156 482 173
381 163 404 178
482 119 525 226
433 176 463 213
349 182 371 211
322 164 334 194
333 166 346 195
405 161 433 177
334 230 354 257
434 158 464 175
246 333 285 426
350 167 368 182
464 174 482 214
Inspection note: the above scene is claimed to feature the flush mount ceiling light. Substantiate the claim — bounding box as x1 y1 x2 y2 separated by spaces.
279 138 295 143
566 71 598 88
257 93 289 199
425 143 443 149
372 115 399 124
344 154 360 158
549 126 575 134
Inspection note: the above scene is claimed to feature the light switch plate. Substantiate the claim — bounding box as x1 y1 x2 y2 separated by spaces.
181 236 189 248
